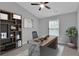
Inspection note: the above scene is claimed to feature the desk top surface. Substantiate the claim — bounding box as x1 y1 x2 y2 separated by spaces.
40 36 57 46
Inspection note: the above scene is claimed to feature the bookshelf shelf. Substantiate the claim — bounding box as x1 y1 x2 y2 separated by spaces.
0 10 22 55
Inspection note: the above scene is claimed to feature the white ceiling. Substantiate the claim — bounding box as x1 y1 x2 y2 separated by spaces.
17 2 79 19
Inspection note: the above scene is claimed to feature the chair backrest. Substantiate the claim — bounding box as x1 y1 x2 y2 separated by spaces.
32 31 38 39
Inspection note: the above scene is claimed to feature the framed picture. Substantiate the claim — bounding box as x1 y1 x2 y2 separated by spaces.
24 18 33 28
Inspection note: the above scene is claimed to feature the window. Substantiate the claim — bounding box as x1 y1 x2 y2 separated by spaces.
49 20 59 36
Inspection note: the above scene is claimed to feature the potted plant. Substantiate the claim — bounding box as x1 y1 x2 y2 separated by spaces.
66 26 78 48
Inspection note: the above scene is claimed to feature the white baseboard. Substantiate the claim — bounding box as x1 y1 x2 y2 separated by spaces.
58 43 67 46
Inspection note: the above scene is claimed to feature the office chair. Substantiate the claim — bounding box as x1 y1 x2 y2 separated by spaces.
32 31 38 39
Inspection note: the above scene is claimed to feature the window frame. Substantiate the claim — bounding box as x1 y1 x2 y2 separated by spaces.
48 20 59 36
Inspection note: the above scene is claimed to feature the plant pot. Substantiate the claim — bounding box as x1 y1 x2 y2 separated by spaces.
67 43 76 49
69 37 77 48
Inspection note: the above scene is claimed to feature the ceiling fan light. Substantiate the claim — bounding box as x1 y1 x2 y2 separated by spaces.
40 4 45 8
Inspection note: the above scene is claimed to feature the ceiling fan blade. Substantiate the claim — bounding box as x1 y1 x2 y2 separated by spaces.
39 7 41 11
45 5 51 9
44 2 49 4
31 3 40 5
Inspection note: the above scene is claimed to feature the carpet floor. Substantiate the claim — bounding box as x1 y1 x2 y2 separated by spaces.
62 46 79 56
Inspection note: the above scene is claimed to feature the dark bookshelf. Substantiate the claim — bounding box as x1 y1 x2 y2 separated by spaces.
0 10 22 55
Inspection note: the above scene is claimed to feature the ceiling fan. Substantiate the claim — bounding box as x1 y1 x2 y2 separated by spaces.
31 2 51 11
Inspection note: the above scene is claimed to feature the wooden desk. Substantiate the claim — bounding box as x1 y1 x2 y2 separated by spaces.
34 36 58 49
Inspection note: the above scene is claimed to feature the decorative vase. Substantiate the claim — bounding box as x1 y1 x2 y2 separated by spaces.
69 37 77 48
67 43 76 48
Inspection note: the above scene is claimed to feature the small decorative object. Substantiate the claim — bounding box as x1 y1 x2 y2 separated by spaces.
66 26 78 48
10 34 14 37
1 32 7 39
11 26 16 30
27 41 29 44
13 14 21 19
44 35 49 40
16 34 20 39
18 40 22 47
0 13 8 20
